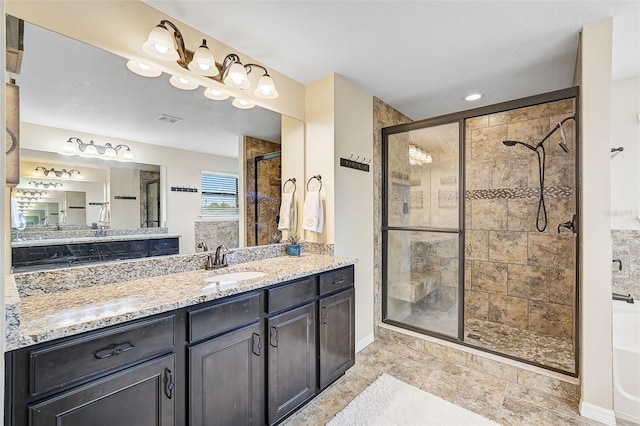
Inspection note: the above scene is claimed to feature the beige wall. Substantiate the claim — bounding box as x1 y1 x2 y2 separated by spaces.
304 75 335 244
579 18 615 425
333 74 375 348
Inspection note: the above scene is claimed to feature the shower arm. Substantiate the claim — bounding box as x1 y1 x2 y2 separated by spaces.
534 116 576 150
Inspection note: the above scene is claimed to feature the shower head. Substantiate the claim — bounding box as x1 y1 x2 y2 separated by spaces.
558 122 570 153
503 140 537 151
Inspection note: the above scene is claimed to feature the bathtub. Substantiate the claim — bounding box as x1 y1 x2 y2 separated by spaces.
613 300 640 424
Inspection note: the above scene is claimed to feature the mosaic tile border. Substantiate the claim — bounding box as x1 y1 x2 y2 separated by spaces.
466 186 573 200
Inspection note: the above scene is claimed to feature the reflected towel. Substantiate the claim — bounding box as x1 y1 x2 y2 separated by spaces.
302 190 323 233
98 203 111 223
10 197 26 230
278 191 296 232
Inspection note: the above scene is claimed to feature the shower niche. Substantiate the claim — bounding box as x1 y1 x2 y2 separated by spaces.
382 89 578 375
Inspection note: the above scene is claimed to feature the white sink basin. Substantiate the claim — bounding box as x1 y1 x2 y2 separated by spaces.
202 271 267 290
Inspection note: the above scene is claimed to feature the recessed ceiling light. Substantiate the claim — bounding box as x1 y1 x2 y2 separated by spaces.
465 93 482 101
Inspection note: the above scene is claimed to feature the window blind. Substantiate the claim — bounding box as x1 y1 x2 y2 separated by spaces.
201 172 239 217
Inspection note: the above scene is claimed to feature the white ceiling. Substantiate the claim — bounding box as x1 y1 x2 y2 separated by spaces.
16 22 282 159
144 0 640 120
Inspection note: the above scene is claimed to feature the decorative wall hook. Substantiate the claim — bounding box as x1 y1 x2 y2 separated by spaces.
340 155 370 172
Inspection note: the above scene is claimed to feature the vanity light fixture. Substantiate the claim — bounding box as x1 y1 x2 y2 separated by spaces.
204 87 230 101
13 190 47 198
136 20 279 105
408 143 433 166
28 181 63 189
63 137 135 161
34 166 82 179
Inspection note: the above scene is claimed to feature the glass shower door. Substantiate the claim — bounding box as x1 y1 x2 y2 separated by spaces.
383 121 462 339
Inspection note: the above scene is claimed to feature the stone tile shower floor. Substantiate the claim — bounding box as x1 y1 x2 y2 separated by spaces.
465 318 575 372
283 339 628 426
396 304 574 372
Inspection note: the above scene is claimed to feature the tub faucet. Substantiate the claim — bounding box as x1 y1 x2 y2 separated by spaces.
612 258 623 271
612 292 634 304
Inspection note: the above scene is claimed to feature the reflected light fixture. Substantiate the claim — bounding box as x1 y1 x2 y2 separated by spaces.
232 98 256 110
409 143 433 166
134 19 280 105
126 59 162 78
13 190 47 198
63 137 135 161
204 87 230 101
28 181 63 189
34 166 82 179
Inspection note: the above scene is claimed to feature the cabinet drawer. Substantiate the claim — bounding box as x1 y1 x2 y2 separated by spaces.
266 276 317 314
29 314 175 397
319 266 354 295
189 292 260 342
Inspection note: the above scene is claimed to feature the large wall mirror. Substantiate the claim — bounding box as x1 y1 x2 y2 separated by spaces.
8 17 303 267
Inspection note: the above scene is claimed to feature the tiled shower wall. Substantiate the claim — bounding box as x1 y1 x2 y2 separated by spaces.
612 229 640 299
464 99 577 340
244 136 281 246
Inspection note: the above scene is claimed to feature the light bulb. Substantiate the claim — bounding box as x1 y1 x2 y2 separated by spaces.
232 98 256 109
169 74 199 90
104 144 118 158
142 24 179 61
63 139 77 154
254 74 279 99
224 62 250 89
84 143 98 156
204 87 230 101
188 40 219 77
126 59 162 78
122 148 135 161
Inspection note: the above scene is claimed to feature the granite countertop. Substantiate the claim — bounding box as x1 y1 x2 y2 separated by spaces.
4 254 356 351
11 233 182 248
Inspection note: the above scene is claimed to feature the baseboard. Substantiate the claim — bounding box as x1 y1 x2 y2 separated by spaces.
615 411 640 424
579 401 616 426
355 333 375 353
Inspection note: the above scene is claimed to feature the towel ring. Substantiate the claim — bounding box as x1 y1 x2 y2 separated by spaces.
307 175 322 191
282 177 296 194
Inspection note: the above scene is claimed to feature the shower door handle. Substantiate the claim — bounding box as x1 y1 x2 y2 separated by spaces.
557 214 576 234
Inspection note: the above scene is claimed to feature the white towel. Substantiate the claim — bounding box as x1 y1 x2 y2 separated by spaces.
302 190 324 233
98 203 110 224
10 197 26 230
278 191 297 232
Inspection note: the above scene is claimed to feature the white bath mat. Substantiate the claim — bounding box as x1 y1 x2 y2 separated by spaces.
327 373 499 426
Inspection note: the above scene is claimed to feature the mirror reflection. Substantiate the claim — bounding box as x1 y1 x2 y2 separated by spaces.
9 18 291 270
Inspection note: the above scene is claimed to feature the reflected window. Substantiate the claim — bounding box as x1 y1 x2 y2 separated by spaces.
201 171 239 217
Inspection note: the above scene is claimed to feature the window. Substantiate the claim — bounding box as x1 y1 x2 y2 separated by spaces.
201 171 239 217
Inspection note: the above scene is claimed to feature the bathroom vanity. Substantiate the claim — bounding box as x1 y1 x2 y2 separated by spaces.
4 255 355 426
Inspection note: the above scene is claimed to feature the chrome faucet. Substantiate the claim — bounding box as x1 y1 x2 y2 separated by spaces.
197 242 215 270
612 292 634 304
213 244 229 268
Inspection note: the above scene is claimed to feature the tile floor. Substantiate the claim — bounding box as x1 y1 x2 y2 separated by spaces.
283 339 635 426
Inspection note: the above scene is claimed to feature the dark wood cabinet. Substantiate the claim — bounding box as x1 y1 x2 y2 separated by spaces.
267 302 317 425
319 288 355 390
5 265 356 426
189 323 263 426
29 354 176 426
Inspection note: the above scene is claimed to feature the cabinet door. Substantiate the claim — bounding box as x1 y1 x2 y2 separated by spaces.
319 288 355 390
189 323 263 426
267 303 316 425
29 354 175 426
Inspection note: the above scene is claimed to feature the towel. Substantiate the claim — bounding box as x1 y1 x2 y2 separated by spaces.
302 190 324 233
10 197 26 230
278 191 297 232
98 203 111 224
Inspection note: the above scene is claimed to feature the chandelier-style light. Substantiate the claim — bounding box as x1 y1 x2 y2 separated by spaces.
63 137 135 161
34 166 82 179
28 181 63 189
130 19 279 108
409 143 433 166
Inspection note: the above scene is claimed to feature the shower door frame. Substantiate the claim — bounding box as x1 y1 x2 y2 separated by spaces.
381 87 580 376
252 151 282 246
